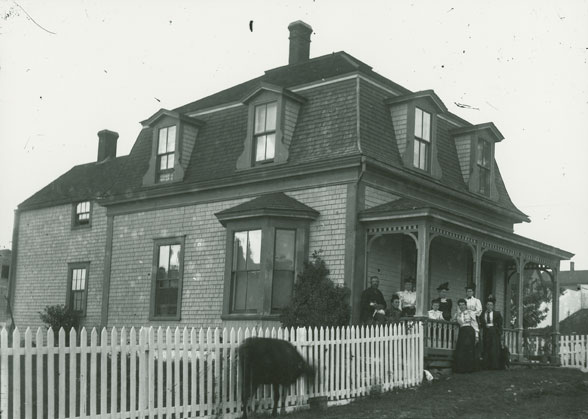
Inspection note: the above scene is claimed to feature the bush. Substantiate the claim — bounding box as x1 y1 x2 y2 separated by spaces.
281 250 351 328
39 304 81 334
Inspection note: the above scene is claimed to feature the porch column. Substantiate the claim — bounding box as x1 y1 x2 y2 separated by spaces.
517 256 525 360
415 222 430 317
551 261 561 364
473 244 482 297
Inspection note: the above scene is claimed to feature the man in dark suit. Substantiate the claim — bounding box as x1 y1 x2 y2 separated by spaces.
481 297 503 370
360 276 387 324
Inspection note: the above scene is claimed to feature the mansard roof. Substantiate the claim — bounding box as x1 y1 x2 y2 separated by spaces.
18 50 525 222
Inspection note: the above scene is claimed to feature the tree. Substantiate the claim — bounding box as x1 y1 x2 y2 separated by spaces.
280 250 351 328
39 305 81 337
509 270 553 329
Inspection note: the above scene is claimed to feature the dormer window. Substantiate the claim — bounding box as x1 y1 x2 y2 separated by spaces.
157 126 176 182
413 107 431 171
72 201 91 228
254 102 277 164
385 90 444 180
236 84 306 170
477 138 491 195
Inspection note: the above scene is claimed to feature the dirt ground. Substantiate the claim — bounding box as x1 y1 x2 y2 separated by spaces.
274 367 588 419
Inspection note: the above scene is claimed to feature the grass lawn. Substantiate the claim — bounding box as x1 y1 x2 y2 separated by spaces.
280 368 588 419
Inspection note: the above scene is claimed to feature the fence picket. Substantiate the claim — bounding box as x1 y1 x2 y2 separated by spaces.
36 328 44 419
89 329 97 418
68 328 77 419
182 327 189 419
120 327 127 417
13 328 20 419
165 328 173 418
110 327 118 418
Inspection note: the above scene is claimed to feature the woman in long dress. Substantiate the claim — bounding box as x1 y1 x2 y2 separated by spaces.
453 298 479 373
481 297 503 369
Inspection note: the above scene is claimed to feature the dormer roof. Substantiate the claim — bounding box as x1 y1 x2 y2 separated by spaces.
384 90 448 113
141 109 205 128
450 122 505 142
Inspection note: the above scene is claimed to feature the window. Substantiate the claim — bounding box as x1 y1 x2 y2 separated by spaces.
413 107 431 171
73 201 91 227
231 230 263 313
477 139 491 195
157 126 176 182
67 263 89 316
151 238 184 319
1 265 9 279
271 229 296 312
253 102 277 163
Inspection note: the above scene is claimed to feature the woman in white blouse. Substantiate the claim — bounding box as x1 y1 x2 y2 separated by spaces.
453 298 479 373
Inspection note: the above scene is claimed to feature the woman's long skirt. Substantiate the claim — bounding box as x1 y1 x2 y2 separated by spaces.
483 326 502 369
454 326 477 373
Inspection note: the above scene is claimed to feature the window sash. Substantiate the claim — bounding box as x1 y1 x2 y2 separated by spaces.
68 265 88 315
254 102 277 163
153 242 182 318
75 201 91 225
231 229 262 313
414 107 431 142
413 138 429 170
271 229 296 311
479 166 491 195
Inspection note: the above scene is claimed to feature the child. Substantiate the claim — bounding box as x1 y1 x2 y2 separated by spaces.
428 300 444 320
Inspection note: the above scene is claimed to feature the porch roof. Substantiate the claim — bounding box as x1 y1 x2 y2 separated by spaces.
359 198 574 263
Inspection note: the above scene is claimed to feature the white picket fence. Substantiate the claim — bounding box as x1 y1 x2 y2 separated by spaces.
0 321 423 419
560 334 588 372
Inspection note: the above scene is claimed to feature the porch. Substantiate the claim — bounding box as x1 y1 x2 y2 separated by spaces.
359 198 573 364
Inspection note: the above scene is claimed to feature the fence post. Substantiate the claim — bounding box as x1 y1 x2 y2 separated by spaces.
297 327 307 406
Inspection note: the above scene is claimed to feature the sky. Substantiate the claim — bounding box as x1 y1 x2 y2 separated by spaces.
1 0 587 270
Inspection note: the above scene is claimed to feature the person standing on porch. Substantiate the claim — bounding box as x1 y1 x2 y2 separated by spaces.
465 284 482 317
360 276 387 324
481 297 503 369
397 277 416 317
432 282 453 321
453 298 479 373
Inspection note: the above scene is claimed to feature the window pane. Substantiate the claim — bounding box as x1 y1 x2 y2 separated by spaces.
155 286 178 316
247 230 261 269
159 245 170 273
265 134 275 160
422 111 431 142
254 105 266 134
167 126 176 152
266 102 277 131
167 154 175 169
413 140 420 167
234 232 247 270
159 155 168 170
414 108 423 137
246 271 262 312
420 142 428 170
169 245 180 279
158 128 167 154
232 272 248 311
275 229 295 270
272 270 294 310
255 136 266 161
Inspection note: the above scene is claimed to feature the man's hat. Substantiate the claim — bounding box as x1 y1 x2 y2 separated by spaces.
465 283 476 291
404 277 415 284
436 282 449 291
486 296 496 304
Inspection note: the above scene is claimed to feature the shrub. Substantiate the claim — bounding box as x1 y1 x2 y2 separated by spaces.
39 304 81 334
281 250 351 328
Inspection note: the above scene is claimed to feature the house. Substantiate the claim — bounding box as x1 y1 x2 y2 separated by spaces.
8 22 572 358
0 249 10 325
559 262 588 291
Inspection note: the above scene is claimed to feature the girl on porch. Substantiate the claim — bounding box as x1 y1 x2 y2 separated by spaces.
397 277 416 317
453 298 479 373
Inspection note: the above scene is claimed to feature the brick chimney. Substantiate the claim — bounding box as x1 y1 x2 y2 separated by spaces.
288 21 313 65
570 261 575 271
97 129 119 162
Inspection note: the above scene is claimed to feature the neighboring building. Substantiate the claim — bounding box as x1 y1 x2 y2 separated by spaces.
559 262 588 291
0 249 10 325
9 22 572 334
